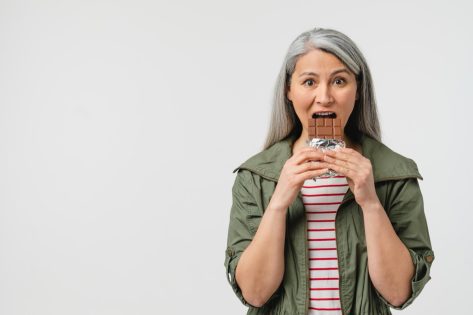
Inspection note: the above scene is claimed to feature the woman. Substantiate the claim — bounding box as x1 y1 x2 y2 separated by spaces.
224 28 434 315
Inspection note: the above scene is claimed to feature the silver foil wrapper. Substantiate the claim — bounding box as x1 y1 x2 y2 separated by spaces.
307 138 346 179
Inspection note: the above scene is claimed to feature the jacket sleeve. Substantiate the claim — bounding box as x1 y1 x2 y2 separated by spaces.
224 169 260 307
377 177 434 310
224 170 284 311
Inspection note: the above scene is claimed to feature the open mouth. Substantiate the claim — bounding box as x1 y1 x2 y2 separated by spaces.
312 112 337 119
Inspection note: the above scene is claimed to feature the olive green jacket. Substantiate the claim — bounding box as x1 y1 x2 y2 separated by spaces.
224 136 434 315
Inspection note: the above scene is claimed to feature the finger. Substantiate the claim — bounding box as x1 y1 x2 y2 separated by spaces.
323 154 356 169
298 168 330 181
324 149 352 162
338 147 358 154
325 148 363 164
291 149 325 165
324 152 363 170
325 147 360 158
337 147 360 156
324 162 354 178
294 161 329 174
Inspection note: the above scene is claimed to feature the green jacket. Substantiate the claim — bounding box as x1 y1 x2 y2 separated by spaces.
224 135 434 315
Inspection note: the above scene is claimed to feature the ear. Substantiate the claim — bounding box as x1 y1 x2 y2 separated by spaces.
287 87 292 102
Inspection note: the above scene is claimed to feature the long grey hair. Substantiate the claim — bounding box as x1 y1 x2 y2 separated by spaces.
263 27 381 150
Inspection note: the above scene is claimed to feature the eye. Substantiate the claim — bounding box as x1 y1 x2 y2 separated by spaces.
334 77 346 86
303 79 315 87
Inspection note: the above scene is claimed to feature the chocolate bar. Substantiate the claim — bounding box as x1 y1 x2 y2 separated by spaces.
308 116 343 140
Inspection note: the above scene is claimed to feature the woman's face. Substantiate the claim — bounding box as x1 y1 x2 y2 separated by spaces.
287 49 358 140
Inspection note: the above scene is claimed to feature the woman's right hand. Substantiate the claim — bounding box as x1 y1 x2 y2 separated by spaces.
269 147 328 211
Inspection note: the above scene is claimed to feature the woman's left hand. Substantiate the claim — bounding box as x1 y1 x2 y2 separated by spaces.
323 148 379 208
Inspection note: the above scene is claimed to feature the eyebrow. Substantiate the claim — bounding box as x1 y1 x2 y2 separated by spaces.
298 68 351 77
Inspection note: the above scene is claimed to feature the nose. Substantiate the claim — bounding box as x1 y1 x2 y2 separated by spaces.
314 83 333 106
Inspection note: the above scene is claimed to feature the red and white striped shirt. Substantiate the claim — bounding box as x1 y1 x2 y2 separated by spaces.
301 176 349 315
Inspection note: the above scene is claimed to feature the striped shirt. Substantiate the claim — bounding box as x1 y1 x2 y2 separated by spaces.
301 176 349 315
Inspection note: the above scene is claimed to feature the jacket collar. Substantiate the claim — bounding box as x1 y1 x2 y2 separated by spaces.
234 135 422 183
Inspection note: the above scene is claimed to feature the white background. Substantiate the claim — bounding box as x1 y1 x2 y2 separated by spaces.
1 0 472 314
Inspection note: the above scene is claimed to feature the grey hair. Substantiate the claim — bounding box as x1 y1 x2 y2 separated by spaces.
263 27 381 150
